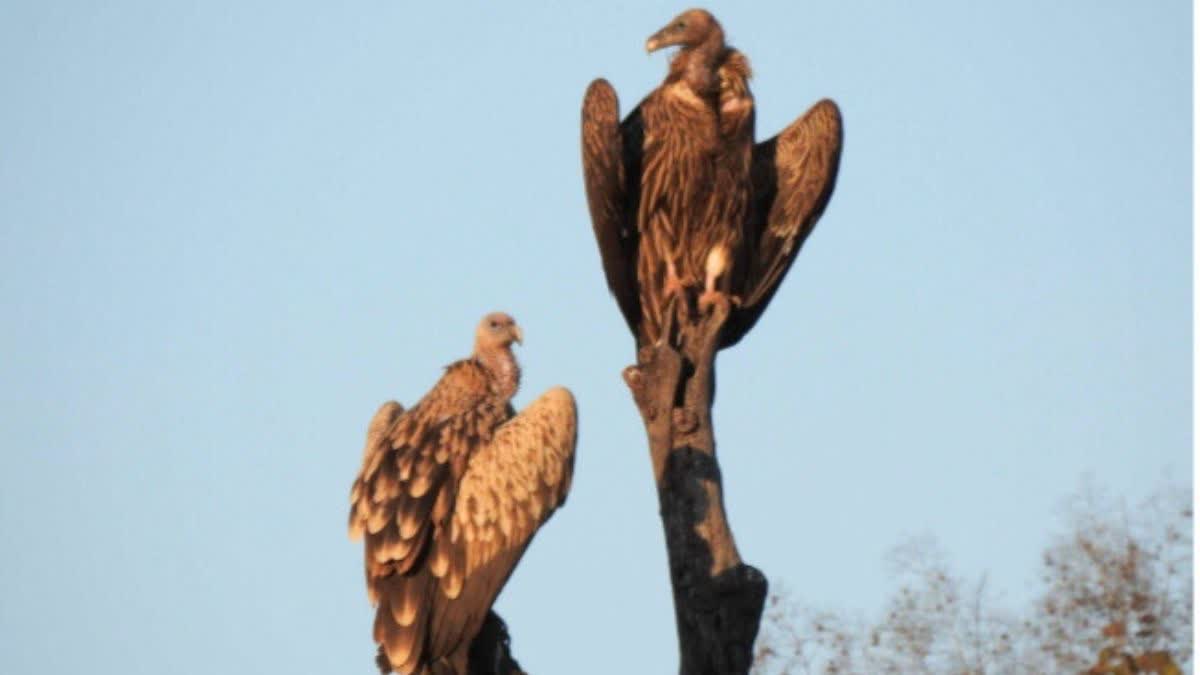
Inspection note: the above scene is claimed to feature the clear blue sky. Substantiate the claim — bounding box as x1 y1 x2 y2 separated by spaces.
0 2 1190 674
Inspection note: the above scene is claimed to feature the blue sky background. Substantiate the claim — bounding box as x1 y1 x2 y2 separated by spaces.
0 1 1190 674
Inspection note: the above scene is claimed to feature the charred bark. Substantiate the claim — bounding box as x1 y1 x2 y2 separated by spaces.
377 612 523 675
623 299 768 675
466 611 525 675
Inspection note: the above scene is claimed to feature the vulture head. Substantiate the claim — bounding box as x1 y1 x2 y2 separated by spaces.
474 312 523 353
474 312 523 398
644 8 724 54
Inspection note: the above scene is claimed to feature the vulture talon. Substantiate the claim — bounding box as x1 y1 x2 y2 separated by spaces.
698 290 732 315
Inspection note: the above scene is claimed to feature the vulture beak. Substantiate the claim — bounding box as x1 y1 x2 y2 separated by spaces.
510 325 523 346
645 23 676 53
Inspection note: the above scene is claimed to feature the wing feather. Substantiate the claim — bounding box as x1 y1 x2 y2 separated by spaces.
375 574 431 673
723 98 843 348
351 372 575 673
348 361 506 672
421 387 578 665
457 386 576 580
582 78 642 339
349 401 402 539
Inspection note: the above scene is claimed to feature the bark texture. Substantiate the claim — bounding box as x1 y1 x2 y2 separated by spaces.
466 611 525 675
623 298 768 675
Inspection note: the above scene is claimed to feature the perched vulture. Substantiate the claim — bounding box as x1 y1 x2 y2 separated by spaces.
348 313 577 675
581 8 843 349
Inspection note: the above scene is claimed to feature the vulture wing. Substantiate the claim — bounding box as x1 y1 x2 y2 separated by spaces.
422 387 577 665
581 78 643 340
350 381 577 674
722 98 843 348
348 361 497 673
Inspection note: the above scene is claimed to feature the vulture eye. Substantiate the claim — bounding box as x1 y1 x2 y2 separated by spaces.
489 320 500 329
675 21 685 30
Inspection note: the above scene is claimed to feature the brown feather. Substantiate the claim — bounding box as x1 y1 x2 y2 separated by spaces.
584 11 752 346
581 11 842 350
348 318 576 674
582 78 642 338
722 98 843 348
635 73 740 345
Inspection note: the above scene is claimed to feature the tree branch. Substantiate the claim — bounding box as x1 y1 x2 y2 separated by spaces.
624 299 768 674
379 611 523 675
466 611 525 675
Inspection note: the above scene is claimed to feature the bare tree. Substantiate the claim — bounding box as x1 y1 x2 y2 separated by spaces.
754 540 1033 675
753 479 1192 675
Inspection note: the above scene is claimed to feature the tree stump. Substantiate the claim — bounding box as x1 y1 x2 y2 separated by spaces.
623 298 768 675
466 611 525 675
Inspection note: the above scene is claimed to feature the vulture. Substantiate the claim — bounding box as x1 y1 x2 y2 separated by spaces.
581 8 843 349
348 313 577 675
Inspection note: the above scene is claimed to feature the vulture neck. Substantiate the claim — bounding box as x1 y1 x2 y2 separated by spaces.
671 28 726 97
475 347 520 401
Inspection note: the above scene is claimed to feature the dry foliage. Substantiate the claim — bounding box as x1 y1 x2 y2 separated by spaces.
753 479 1192 675
1037 480 1192 674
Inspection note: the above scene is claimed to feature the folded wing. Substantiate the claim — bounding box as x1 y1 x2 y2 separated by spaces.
348 362 497 673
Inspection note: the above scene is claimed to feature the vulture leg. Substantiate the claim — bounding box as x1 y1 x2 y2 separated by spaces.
657 260 688 348
659 286 694 350
664 259 685 307
698 244 740 315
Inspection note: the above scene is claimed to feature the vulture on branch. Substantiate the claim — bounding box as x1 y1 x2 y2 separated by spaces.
349 313 577 675
582 8 843 349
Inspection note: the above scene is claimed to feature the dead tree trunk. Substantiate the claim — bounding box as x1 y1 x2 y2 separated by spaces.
623 299 768 675
465 611 525 675
374 611 523 675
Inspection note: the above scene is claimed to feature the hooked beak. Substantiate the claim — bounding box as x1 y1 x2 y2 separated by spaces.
645 24 674 53
510 325 523 346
